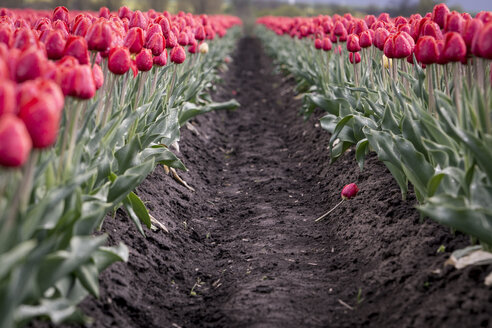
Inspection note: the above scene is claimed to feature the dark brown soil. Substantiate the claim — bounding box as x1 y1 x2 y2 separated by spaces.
33 36 492 328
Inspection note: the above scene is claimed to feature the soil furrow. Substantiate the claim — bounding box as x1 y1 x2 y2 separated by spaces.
33 36 492 328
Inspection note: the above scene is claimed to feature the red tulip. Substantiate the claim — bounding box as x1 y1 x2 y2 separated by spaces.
0 114 32 167
347 34 361 52
136 48 153 72
359 30 372 48
67 65 96 99
322 37 332 51
432 3 450 29
52 6 69 25
170 46 186 64
442 32 467 62
462 18 483 50
415 36 439 65
124 27 145 54
15 47 45 83
421 21 443 40
45 30 66 60
99 7 110 19
129 10 147 30
195 25 205 41
334 21 346 37
188 39 198 54
0 79 16 116
349 52 361 64
118 6 133 21
92 64 104 90
73 16 91 37
86 21 112 52
166 31 178 49
472 22 492 59
153 49 168 66
108 46 131 75
178 31 189 46
64 36 90 65
12 28 37 51
146 33 165 56
314 38 322 50
445 11 464 33
19 94 61 149
374 27 390 51
341 183 359 199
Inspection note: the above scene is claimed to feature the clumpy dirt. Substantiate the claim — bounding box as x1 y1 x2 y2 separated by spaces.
32 37 492 328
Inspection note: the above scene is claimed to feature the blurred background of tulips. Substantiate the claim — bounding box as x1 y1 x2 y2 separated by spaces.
0 4 241 327
256 3 492 253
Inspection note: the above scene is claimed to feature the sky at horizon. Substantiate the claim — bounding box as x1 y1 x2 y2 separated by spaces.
286 0 492 12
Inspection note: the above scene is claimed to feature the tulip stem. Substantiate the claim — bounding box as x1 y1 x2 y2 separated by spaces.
64 100 83 178
166 64 178 109
101 74 116 127
428 65 435 116
315 199 345 222
453 62 462 128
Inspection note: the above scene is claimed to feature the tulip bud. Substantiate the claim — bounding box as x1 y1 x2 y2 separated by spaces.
415 36 439 65
45 30 66 60
346 34 361 52
124 27 145 54
349 52 361 64
341 183 359 199
322 37 332 51
15 47 45 83
314 38 323 50
64 36 90 65
170 46 186 64
153 49 168 66
19 95 61 149
86 21 112 52
0 79 16 116
108 46 131 75
0 114 32 167
432 3 450 29
92 64 104 90
442 32 467 62
136 48 153 72
199 42 209 54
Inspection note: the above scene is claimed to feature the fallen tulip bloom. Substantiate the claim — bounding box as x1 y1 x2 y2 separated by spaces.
315 183 359 222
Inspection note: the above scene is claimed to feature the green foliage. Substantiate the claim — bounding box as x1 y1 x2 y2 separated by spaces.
256 25 492 250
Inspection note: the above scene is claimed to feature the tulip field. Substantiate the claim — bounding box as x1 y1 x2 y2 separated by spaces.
1 3 492 328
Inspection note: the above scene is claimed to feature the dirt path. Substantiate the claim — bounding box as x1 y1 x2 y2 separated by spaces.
33 36 492 328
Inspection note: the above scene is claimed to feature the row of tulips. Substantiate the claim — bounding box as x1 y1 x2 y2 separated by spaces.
0 6 241 327
257 4 492 251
